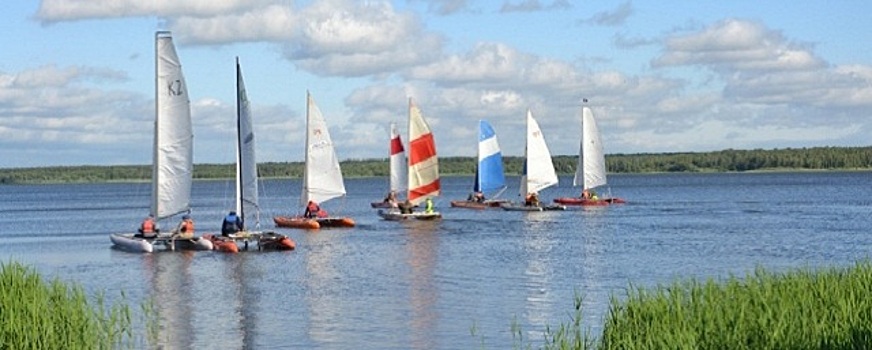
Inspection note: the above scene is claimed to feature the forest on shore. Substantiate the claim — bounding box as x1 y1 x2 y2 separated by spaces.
2 146 872 184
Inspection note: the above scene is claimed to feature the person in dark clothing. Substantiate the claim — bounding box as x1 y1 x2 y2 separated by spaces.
221 211 244 236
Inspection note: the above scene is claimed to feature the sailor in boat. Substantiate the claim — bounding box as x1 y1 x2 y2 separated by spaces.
136 215 159 238
398 199 414 214
524 192 541 207
304 201 327 218
467 191 485 203
424 197 435 214
383 191 399 206
581 189 598 201
172 214 195 239
221 211 243 236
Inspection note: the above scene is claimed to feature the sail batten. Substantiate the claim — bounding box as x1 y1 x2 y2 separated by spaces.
153 31 193 220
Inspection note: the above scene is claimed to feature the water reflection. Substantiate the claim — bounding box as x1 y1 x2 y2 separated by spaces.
404 221 441 350
520 213 556 339
303 232 343 346
145 251 195 349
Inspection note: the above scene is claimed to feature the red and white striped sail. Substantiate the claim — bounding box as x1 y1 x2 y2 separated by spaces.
407 98 440 205
389 122 406 196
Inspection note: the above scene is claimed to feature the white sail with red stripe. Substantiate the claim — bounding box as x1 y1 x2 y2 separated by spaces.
407 98 440 206
389 122 407 196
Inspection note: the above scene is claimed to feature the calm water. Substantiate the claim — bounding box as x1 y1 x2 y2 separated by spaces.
2 172 872 349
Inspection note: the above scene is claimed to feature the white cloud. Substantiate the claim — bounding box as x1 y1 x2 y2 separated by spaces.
36 0 267 22
582 1 632 26
654 19 825 72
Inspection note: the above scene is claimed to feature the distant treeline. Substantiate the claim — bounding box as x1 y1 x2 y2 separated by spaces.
2 146 871 184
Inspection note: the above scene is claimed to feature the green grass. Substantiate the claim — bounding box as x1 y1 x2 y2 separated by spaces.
0 261 141 349
506 262 872 350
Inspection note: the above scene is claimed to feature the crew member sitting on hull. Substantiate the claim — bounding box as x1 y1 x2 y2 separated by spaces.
524 192 540 207
383 191 398 206
173 215 195 239
221 211 244 236
304 201 327 218
425 197 435 214
398 199 414 214
137 215 159 238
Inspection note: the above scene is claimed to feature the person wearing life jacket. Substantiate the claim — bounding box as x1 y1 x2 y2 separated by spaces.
137 215 158 238
173 214 195 239
221 211 243 236
525 192 540 207
304 201 326 218
425 197 435 214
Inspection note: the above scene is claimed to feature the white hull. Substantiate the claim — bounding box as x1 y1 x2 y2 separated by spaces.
377 209 442 221
110 233 213 253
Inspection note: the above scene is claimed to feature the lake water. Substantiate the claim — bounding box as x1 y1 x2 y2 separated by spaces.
2 172 872 349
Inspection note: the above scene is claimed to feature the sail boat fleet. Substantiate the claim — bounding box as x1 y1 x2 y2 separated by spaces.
109 31 624 253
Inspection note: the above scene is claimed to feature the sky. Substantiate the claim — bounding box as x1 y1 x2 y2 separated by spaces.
2 0 872 168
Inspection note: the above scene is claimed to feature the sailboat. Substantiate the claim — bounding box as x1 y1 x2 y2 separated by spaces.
274 92 355 229
450 120 508 209
501 109 565 211
378 98 442 221
110 31 213 253
554 101 625 206
370 122 407 208
204 59 295 252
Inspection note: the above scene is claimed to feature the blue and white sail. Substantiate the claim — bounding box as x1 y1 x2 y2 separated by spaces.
474 120 506 197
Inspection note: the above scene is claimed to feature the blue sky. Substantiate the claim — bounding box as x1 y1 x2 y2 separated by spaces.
2 0 872 168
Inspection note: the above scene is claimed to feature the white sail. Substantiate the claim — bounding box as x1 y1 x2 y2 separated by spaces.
152 31 193 220
519 109 558 197
389 122 407 195
236 59 259 226
574 106 607 190
407 98 440 206
301 92 346 206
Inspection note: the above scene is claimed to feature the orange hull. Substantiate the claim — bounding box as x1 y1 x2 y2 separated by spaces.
274 216 320 229
260 235 296 250
203 234 239 253
316 217 356 228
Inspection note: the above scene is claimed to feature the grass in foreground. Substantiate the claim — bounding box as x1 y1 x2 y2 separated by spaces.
0 261 137 349
508 261 872 349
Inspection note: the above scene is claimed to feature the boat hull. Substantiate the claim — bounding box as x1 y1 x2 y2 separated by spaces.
273 216 320 229
316 217 356 228
203 234 239 253
110 233 154 253
553 197 626 206
500 203 567 211
257 232 296 250
377 210 442 221
371 202 397 208
110 233 214 253
449 200 507 210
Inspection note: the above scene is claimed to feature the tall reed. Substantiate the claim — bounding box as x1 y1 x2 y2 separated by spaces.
0 261 135 349
600 262 872 349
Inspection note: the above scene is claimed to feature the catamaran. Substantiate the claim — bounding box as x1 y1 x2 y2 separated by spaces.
501 109 565 211
204 59 295 252
554 101 625 206
371 122 407 208
274 92 355 229
110 31 213 253
378 98 442 221
450 120 508 209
